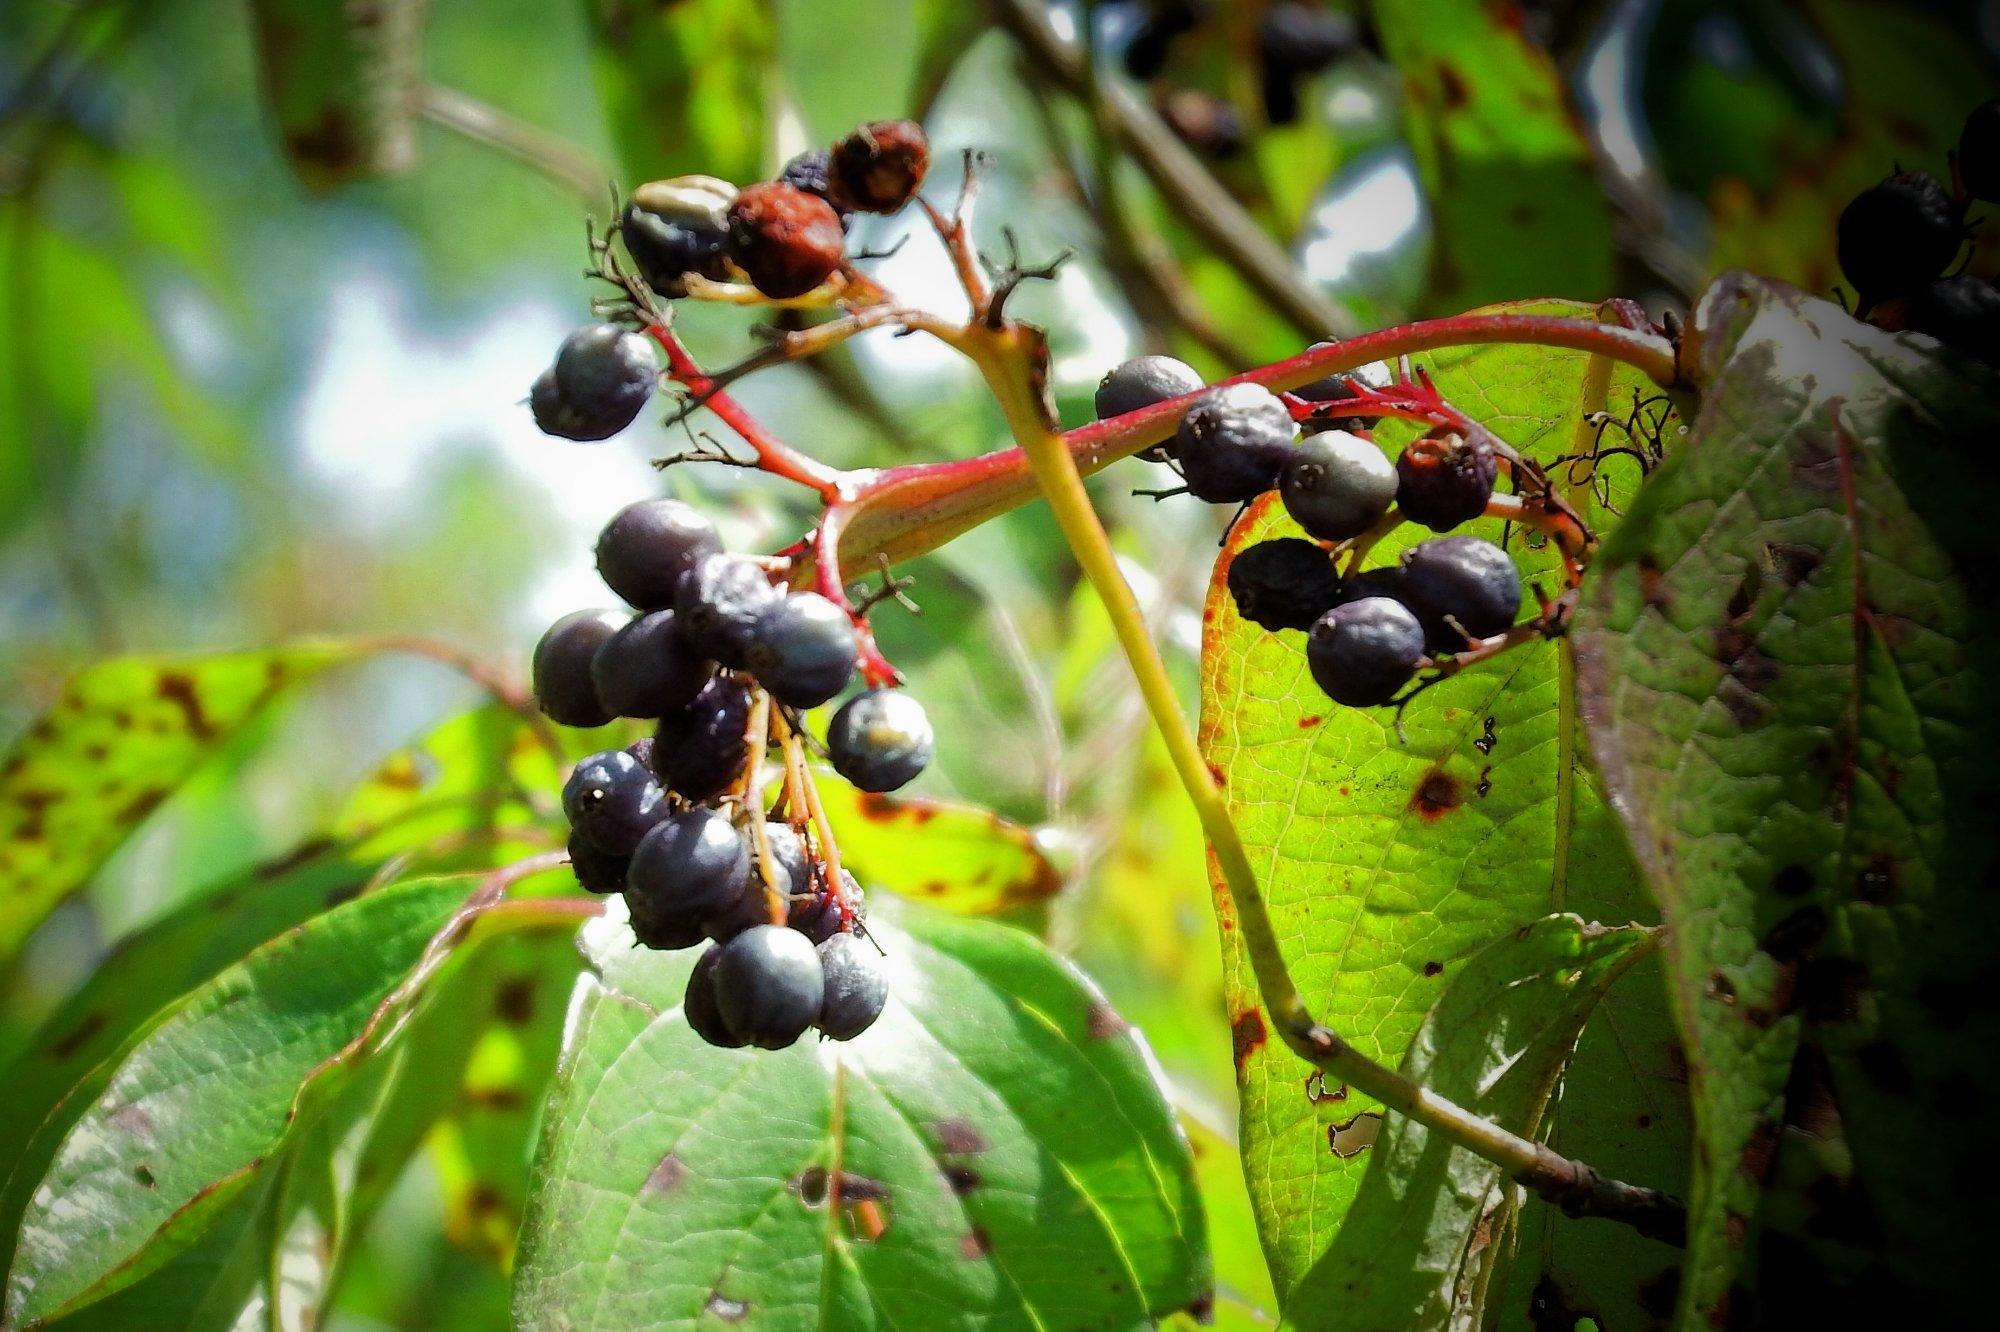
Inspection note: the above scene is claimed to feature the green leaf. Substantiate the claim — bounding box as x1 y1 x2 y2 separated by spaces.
1198 302 1688 1305
245 0 428 189
1371 0 1614 310
0 644 369 963
514 902 1210 1327
584 0 773 184
776 0 918 144
812 777 1064 916
2 877 471 1325
1573 273 2000 1324
1287 916 1654 1328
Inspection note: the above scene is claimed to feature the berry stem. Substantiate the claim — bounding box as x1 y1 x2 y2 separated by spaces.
644 320 847 498
771 708 859 930
809 502 901 687
967 318 1686 1246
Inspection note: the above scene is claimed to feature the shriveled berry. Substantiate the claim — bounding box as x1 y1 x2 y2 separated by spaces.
791 870 864 945
1400 536 1522 651
816 933 888 1040
684 945 747 1048
1095 355 1204 421
1306 597 1425 707
591 610 710 719
828 119 930 213
1960 99 2000 202
777 148 852 225
1906 274 2000 365
1172 383 1295 503
567 830 629 895
531 323 657 441
727 181 845 299
1837 171 1962 304
1395 429 1497 532
628 806 752 921
596 498 723 611
675 553 783 669
828 689 934 792
745 591 857 708
562 748 666 855
654 674 755 801
622 176 735 294
1226 538 1342 632
714 924 825 1050
1280 429 1396 541
533 608 623 727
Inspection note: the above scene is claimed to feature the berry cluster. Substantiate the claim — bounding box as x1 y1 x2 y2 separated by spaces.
1838 99 2000 364
1096 353 1528 708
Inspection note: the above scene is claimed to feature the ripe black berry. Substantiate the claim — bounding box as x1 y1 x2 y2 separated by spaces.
1280 429 1396 541
622 176 734 295
745 591 857 708
713 924 826 1050
759 821 811 897
1094 355 1204 421
562 748 666 855
567 830 629 895
1400 536 1522 651
777 149 853 226
1306 597 1425 706
828 120 930 213
1905 274 2000 365
625 885 709 951
816 933 888 1040
533 608 622 728
1258 2 1360 76
1960 99 2000 203
1172 383 1295 503
790 869 864 945
653 674 755 801
530 323 657 442
596 498 723 611
728 181 845 299
675 553 783 669
627 806 752 923
1837 171 1963 305
1395 429 1497 532
827 689 934 792
1293 350 1389 406
1334 564 1407 607
684 945 747 1048
590 610 711 719
1226 538 1342 632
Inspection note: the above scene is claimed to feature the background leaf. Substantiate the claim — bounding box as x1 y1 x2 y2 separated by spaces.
583 0 773 184
513 901 1210 1329
245 0 428 190
813 777 1064 917
1573 274 2000 1325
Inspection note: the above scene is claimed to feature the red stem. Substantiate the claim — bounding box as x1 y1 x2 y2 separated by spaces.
645 321 847 498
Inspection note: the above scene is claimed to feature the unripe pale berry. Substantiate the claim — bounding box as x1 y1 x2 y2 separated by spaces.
827 690 934 792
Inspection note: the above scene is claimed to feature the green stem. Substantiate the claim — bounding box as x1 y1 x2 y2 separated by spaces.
969 325 1685 1247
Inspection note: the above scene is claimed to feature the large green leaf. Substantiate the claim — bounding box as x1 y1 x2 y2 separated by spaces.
1573 273 2000 1324
1198 302 1688 1307
1371 0 1614 310
514 901 1210 1328
0 644 367 962
2 877 472 1325
583 0 773 185
1288 916 1654 1328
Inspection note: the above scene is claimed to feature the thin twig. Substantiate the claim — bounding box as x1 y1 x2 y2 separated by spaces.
419 84 605 202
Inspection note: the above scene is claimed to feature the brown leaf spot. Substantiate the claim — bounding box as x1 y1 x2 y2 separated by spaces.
1304 1071 1347 1104
934 1119 987 1156
1230 1008 1267 1074
48 1011 107 1062
1706 970 1738 1005
1183 1291 1216 1325
1724 1211 1750 1247
1327 1111 1382 1158
1766 542 1823 588
1760 905 1828 964
1409 769 1461 820
1297 714 1322 728
643 1153 686 1196
1436 62 1470 109
1854 856 1896 904
494 976 537 1027
1085 1000 1129 1039
1638 554 1669 611
1422 960 1443 977
1739 1117 1781 1182
1771 864 1815 897
959 1225 992 1260
943 1163 980 1195
1798 956 1869 1024
154 671 216 739
133 1164 157 1189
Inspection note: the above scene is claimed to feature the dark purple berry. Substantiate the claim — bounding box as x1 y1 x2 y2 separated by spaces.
827 690 933 792
567 830 629 895
530 323 657 442
562 748 666 855
675 553 783 670
790 870 864 945
627 807 752 923
777 149 853 225
1334 564 1408 607
1395 429 1497 532
596 498 723 611
591 610 711 719
1306 597 1425 706
654 674 755 801
684 945 747 1048
1399 536 1522 651
816 933 888 1040
1094 355 1205 421
621 177 734 295
1171 383 1294 503
1294 353 1390 433
714 924 825 1050
1279 429 1396 540
625 884 708 952
1905 274 2000 365
1837 171 1962 304
1226 538 1342 632
728 182 845 299
745 591 856 708
828 120 930 213
533 609 622 728
1959 99 2000 203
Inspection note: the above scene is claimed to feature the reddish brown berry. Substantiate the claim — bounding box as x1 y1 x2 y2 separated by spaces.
1394 429 1497 532
828 120 930 213
727 182 845 299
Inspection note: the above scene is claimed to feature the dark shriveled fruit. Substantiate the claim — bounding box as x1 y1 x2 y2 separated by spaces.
714 925 826 1050
827 690 934 792
596 498 722 611
684 945 747 1048
1305 597 1425 707
533 608 622 727
728 182 845 299
590 610 710 719
1837 171 1962 304
1280 429 1396 541
1399 536 1522 651
828 120 930 213
1395 429 1497 532
817 933 889 1040
1226 538 1342 632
